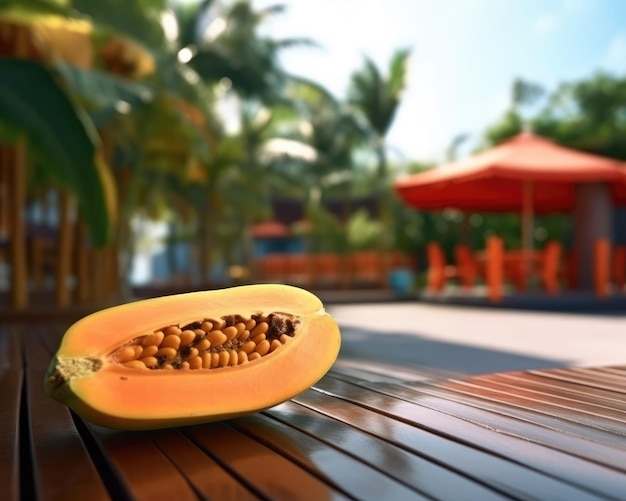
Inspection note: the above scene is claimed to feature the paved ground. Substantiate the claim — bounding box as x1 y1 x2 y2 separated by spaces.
326 302 626 375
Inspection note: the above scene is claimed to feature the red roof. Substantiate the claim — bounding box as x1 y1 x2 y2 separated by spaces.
250 220 290 238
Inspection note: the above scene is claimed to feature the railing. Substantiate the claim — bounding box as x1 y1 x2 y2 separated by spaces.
254 250 417 290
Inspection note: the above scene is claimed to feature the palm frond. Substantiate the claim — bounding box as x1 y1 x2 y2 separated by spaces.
0 59 114 245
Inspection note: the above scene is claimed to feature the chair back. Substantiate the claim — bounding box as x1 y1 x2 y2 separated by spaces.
426 242 446 267
426 242 446 291
594 238 611 299
541 240 562 294
485 236 503 302
454 244 478 288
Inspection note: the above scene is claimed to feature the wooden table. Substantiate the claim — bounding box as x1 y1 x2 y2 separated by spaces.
4 323 626 500
477 247 544 300
477 248 543 273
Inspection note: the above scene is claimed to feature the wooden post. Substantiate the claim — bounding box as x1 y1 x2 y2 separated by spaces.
75 221 91 304
9 141 28 309
108 241 120 299
0 147 9 238
0 148 8 291
520 180 534 290
8 14 31 309
55 191 75 307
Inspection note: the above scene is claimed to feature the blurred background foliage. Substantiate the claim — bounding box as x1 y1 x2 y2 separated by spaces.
2 0 626 289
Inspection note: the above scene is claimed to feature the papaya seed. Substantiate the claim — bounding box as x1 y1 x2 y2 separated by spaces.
111 312 298 371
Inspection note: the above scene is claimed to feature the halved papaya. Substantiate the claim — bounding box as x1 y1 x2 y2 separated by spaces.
45 284 341 430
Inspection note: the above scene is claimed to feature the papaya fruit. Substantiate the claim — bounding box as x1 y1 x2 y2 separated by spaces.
44 284 341 430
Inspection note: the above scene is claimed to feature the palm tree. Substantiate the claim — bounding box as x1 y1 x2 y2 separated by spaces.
347 48 411 277
0 0 161 306
182 1 313 104
347 48 411 206
162 0 316 283
262 77 367 253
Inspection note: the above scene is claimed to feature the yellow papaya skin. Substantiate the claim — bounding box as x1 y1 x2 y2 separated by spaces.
44 284 341 430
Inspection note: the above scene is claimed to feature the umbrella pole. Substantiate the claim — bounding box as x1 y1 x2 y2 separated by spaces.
522 181 534 252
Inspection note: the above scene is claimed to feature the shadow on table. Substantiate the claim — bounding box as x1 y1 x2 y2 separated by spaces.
337 325 569 375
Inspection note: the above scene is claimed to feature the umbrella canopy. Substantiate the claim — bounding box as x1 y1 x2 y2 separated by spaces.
250 220 291 239
395 132 626 214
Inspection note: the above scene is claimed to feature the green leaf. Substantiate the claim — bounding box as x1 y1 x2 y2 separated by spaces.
71 0 167 49
54 62 154 126
0 59 114 246
388 48 411 97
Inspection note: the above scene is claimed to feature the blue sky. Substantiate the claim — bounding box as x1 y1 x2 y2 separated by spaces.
253 0 626 163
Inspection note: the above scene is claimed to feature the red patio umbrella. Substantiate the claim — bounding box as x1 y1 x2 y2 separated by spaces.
394 132 626 251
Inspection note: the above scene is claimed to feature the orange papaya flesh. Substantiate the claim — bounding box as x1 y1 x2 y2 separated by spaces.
44 284 341 430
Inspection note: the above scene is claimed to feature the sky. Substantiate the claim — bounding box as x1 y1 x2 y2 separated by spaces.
252 0 626 164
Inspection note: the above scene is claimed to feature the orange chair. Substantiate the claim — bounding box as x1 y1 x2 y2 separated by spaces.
506 241 562 294
484 236 504 303
454 244 480 288
612 245 626 293
425 242 457 292
539 240 562 295
594 238 611 299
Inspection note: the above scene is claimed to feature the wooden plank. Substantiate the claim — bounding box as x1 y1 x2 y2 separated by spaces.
314 375 622 500
374 381 626 472
592 366 626 377
572 367 626 384
299 382 603 500
84 424 199 501
185 422 354 501
148 428 261 500
399 380 626 449
0 328 22 501
478 372 626 410
26 328 110 500
433 379 626 436
331 360 464 383
234 412 431 501
450 374 626 418
339 368 626 490
530 368 626 393
262 399 505 500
